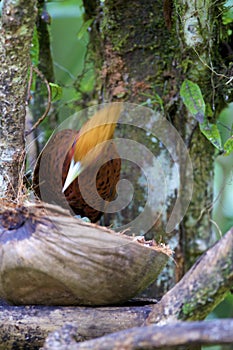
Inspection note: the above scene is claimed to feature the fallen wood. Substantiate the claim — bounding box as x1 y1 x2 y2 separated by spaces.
0 303 153 349
0 203 232 350
42 319 233 350
0 201 170 306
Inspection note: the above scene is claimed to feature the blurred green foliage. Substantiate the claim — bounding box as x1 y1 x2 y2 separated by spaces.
223 0 233 25
47 0 92 121
214 103 233 234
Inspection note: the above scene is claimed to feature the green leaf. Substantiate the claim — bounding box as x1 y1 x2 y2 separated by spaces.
205 103 214 118
180 79 205 123
49 83 63 101
200 122 223 151
77 19 94 40
224 136 233 156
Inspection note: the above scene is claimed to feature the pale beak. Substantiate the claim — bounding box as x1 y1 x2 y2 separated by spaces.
62 158 83 193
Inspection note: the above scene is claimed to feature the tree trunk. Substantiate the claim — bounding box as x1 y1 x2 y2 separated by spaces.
0 0 37 200
83 0 227 296
28 0 58 150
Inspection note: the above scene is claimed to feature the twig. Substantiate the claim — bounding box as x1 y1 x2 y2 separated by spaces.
193 47 233 84
25 66 51 137
16 150 27 204
26 65 34 103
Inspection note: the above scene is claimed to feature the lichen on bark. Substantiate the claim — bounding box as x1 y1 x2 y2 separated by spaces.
83 0 228 296
174 0 223 269
0 0 37 200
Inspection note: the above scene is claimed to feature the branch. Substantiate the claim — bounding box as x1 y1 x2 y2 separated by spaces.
147 227 233 324
42 319 233 350
25 66 52 137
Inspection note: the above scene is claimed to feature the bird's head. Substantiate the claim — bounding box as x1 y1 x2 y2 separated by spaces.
62 103 122 193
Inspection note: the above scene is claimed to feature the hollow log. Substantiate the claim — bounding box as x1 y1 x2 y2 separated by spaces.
0 201 170 306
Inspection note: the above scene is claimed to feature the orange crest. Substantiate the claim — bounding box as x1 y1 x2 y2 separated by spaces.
73 103 123 163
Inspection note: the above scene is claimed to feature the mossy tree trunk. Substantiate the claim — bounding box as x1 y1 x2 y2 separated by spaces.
0 0 37 200
83 0 228 294
27 0 58 164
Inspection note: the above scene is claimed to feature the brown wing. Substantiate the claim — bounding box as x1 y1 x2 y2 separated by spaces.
32 129 77 210
33 131 121 222
63 141 121 222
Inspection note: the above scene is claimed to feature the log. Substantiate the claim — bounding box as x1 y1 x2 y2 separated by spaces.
0 303 153 349
0 206 232 349
42 319 233 350
0 201 170 306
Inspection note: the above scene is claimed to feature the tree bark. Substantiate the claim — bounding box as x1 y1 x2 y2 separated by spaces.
0 222 231 349
42 319 233 350
0 202 169 306
82 0 228 297
146 227 233 324
175 0 222 271
0 303 153 350
0 0 37 199
28 0 58 151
